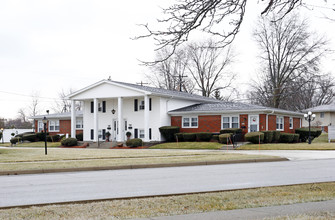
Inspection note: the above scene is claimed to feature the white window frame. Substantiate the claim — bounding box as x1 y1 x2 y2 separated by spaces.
320 112 325 118
182 116 198 128
289 117 293 129
76 119 83 129
139 129 145 138
276 116 284 131
38 121 44 132
49 120 60 132
221 115 239 129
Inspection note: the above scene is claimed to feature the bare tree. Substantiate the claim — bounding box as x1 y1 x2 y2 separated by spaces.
28 91 40 117
17 108 27 123
186 40 235 97
135 0 332 62
52 89 82 113
250 13 329 109
146 48 195 93
147 39 235 98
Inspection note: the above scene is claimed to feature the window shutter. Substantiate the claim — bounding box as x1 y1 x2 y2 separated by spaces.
102 129 106 139
90 129 94 140
149 98 152 111
134 99 138 112
149 128 152 140
90 101 94 113
102 101 106 113
134 129 138 138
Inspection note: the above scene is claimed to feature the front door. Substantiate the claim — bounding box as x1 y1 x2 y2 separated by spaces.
249 115 259 132
112 119 119 141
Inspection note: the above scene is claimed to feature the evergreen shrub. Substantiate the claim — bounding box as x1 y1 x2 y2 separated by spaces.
126 138 143 147
245 132 264 144
159 126 180 142
219 133 232 144
196 132 213 142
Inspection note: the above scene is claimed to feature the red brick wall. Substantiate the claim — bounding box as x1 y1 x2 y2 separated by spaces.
34 119 82 136
293 118 301 131
171 115 221 133
268 115 277 130
259 114 267 131
284 116 290 133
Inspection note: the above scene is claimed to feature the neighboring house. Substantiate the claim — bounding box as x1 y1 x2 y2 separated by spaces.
302 104 335 132
31 111 83 136
64 79 303 142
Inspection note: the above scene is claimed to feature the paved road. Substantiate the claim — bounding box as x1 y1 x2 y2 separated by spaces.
229 150 335 161
1 159 335 208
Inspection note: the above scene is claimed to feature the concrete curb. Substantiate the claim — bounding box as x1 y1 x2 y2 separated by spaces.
0 157 288 176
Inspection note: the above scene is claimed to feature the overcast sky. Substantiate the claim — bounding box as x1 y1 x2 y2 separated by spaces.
0 0 334 119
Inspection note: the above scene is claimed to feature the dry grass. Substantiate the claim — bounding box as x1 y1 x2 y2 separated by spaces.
0 148 276 171
0 182 334 219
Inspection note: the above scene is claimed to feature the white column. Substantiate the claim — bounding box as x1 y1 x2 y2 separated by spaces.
144 95 150 142
71 100 76 138
93 98 99 142
117 97 124 142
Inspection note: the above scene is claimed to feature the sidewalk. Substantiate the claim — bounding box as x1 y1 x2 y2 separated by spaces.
138 199 335 220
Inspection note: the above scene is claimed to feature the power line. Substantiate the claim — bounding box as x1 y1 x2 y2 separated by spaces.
0 90 61 100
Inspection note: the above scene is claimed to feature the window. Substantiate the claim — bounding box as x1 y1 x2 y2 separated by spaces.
320 112 325 118
276 116 284 131
289 117 293 129
49 120 59 132
76 119 83 129
182 116 198 128
139 101 145 110
222 116 239 129
38 121 44 132
139 129 145 138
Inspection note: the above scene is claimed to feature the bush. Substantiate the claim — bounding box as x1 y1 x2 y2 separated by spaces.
159 126 180 142
47 135 61 142
196 132 213 142
10 137 20 145
293 134 300 143
175 133 184 142
212 135 219 142
22 134 37 142
295 127 322 142
36 132 49 141
61 138 78 147
272 131 281 143
262 131 274 143
219 133 232 144
183 133 196 142
15 132 35 138
279 133 295 143
126 138 143 147
76 133 83 141
245 132 264 144
220 128 242 134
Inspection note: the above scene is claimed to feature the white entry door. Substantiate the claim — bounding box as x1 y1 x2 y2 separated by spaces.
249 115 259 132
112 119 119 141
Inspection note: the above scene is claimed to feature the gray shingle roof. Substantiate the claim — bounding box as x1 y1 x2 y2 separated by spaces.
169 102 303 116
30 111 83 120
303 104 335 113
113 81 220 103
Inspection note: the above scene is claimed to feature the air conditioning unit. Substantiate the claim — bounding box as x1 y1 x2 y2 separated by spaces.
139 105 145 110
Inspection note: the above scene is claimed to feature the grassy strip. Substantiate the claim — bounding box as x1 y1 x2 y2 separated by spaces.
1 182 334 219
266 212 335 220
237 143 335 150
150 142 223 149
0 148 275 171
1 142 61 148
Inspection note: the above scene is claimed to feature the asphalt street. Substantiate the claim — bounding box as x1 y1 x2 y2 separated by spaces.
1 158 335 208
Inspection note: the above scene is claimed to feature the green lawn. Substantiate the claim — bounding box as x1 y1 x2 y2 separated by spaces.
0 148 277 172
150 142 223 149
1 141 61 148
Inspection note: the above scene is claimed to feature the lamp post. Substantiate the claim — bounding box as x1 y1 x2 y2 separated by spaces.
304 111 316 144
1 128 3 144
42 116 48 155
